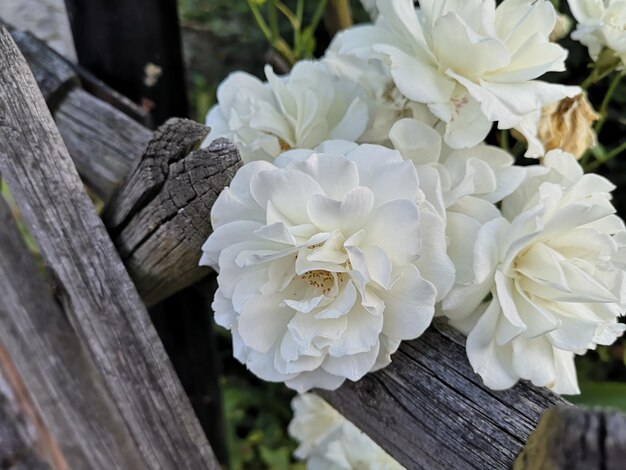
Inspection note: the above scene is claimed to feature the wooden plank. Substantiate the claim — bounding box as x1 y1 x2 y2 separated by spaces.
0 27 218 469
64 0 188 126
0 348 51 470
515 405 626 470
320 319 566 470
4 28 78 108
0 198 144 469
151 277 230 467
103 118 241 306
4 25 151 201
55 88 151 199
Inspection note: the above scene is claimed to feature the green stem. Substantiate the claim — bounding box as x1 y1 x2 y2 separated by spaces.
247 0 296 67
268 1 280 40
581 66 598 89
511 141 526 159
309 0 329 34
275 1 299 28
582 61 620 89
595 71 624 136
500 129 510 152
290 0 304 55
247 0 272 42
585 141 626 172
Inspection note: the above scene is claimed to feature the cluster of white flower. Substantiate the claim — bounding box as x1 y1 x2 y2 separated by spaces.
569 0 626 67
289 393 404 469
201 0 626 397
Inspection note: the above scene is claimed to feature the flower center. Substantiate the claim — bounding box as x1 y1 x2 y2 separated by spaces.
278 137 291 151
300 270 346 294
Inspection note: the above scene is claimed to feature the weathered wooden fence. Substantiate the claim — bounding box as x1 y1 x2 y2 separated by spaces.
1 19 625 470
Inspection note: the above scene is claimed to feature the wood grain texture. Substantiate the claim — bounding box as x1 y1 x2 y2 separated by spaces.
55 88 151 200
320 320 566 470
0 351 50 470
0 27 218 469
0 198 144 469
103 119 241 306
5 27 78 108
5 25 150 200
515 405 626 470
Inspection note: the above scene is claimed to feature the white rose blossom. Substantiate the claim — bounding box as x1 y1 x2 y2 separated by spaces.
569 0 626 67
204 61 369 163
443 151 626 394
388 118 526 211
289 393 404 470
331 0 580 154
323 49 437 146
201 141 454 392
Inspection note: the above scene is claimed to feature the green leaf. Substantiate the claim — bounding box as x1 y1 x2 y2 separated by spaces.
565 381 626 411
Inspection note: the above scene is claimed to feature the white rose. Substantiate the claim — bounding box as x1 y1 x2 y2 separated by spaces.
443 151 626 394
204 61 369 163
388 118 526 211
332 0 580 155
289 393 405 470
323 49 436 146
569 0 626 67
201 142 454 392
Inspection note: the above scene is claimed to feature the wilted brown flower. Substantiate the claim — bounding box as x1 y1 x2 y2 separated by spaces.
537 93 599 159
550 13 572 42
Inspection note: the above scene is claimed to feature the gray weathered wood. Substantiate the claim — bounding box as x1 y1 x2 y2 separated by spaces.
103 119 241 306
0 27 218 469
0 197 144 469
4 24 150 200
320 319 567 470
55 88 151 199
0 350 51 470
515 405 626 470
5 28 78 108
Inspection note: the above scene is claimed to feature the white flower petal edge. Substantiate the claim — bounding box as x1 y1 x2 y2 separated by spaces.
332 0 580 155
443 151 626 394
323 46 437 147
203 61 370 163
569 0 626 67
289 393 405 470
201 142 454 392
389 118 526 210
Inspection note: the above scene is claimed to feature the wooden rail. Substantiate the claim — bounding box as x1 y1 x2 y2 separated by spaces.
5 24 151 201
0 27 218 469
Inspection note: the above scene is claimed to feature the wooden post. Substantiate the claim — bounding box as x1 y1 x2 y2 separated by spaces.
63 0 188 126
0 27 218 469
102 118 241 306
515 405 626 470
